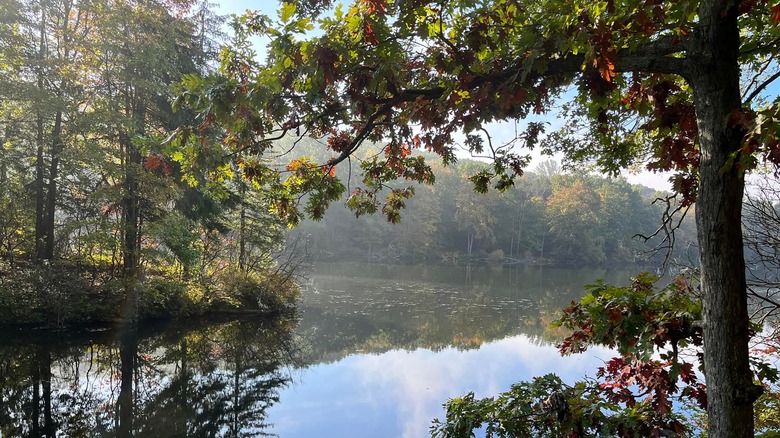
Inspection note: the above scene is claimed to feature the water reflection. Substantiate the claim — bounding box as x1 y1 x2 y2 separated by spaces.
266 263 624 437
0 316 298 437
295 263 630 363
270 335 612 438
1 263 630 437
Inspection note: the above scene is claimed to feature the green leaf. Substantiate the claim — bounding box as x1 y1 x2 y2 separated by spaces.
279 2 296 24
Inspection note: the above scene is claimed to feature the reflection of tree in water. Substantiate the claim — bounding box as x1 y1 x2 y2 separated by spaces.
296 264 636 364
297 280 550 364
0 315 299 437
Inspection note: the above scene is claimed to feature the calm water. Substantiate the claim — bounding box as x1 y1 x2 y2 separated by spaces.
0 263 634 437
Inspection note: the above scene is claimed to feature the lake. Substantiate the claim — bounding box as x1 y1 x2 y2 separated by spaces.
0 263 635 437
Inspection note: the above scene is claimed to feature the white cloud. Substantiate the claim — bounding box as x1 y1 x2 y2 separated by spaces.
270 335 613 437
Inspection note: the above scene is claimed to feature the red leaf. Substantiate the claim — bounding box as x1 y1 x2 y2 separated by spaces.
363 22 379 45
726 108 756 131
770 4 780 24
144 156 162 171
314 46 338 85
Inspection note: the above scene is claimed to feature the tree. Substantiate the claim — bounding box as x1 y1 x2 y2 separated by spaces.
546 177 604 264
78 0 224 318
177 1 780 435
743 173 780 321
455 179 497 257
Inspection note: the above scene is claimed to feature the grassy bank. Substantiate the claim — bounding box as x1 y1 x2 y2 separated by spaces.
0 259 299 327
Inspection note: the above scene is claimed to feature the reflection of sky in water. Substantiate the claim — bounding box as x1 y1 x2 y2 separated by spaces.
269 335 613 438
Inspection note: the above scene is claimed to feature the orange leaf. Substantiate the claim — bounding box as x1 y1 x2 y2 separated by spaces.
599 59 616 82
363 22 379 45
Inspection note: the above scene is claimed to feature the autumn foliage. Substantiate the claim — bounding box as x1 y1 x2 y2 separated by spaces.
432 272 779 437
173 1 780 435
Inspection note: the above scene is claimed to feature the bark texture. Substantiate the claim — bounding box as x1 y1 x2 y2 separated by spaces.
690 1 758 436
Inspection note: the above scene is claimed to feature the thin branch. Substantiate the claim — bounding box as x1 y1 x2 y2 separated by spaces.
742 55 775 98
270 125 312 160
633 194 691 272
744 70 780 104
221 127 290 159
325 105 390 167
480 127 496 157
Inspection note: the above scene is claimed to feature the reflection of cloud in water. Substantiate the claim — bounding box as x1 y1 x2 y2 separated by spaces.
270 335 613 438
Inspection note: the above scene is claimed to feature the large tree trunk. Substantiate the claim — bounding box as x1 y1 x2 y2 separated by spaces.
691 1 759 436
43 0 72 261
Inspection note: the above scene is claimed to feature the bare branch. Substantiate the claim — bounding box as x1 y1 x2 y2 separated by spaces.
633 193 692 273
744 70 780 104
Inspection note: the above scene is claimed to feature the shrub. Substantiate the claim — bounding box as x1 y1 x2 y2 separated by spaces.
138 278 189 319
214 270 300 312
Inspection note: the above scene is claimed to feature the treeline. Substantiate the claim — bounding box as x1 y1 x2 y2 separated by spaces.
0 0 296 325
292 153 698 267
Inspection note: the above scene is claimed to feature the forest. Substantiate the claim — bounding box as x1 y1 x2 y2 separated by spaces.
0 0 301 326
293 153 694 266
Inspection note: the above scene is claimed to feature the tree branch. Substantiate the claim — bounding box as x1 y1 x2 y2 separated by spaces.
325 105 390 167
744 70 780 104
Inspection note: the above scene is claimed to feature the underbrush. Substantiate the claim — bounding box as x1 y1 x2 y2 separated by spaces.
0 259 300 327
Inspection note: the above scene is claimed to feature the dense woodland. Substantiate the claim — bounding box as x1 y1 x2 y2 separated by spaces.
0 0 299 325
293 154 696 266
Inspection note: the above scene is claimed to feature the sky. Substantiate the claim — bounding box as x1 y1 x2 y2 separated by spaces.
210 1 779 192
268 334 615 437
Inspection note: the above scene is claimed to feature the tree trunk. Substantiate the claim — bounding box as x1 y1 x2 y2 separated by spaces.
44 111 63 259
239 184 247 271
117 328 137 438
0 127 7 258
121 80 146 320
0 127 7 185
34 4 47 262
691 1 759 436
35 114 48 261
121 130 140 320
43 0 71 261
